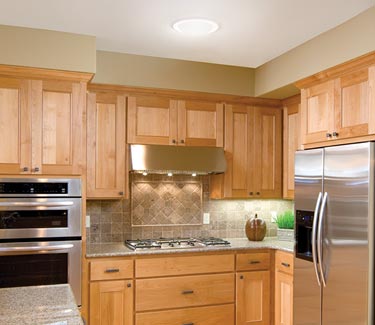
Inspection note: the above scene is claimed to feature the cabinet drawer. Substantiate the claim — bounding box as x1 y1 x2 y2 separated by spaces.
275 250 294 275
90 259 133 281
136 304 234 325
136 254 234 278
136 273 235 311
236 252 270 271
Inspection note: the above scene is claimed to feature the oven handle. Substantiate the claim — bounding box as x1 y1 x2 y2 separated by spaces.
0 244 74 253
0 201 75 207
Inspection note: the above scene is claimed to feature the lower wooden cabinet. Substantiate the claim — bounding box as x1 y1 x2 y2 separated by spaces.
87 250 293 325
236 270 271 325
275 271 293 325
274 251 294 325
89 280 133 325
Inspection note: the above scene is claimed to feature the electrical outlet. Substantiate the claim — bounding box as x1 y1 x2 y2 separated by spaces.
86 215 91 228
203 213 210 224
271 211 277 223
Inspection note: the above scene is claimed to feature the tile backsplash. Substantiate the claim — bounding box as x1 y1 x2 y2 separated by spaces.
87 175 294 243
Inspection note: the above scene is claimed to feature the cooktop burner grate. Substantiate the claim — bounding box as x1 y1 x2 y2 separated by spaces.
125 237 230 250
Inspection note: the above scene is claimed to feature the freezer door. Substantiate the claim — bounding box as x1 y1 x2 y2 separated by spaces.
322 142 371 324
294 149 323 325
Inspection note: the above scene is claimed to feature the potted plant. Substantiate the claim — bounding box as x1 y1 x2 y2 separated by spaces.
275 210 294 241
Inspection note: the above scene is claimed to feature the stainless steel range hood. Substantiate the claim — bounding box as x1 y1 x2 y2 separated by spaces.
130 144 226 175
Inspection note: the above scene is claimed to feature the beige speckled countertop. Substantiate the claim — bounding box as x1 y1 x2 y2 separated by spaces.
0 284 83 325
86 237 295 258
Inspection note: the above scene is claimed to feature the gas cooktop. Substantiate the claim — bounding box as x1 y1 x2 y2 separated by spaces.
125 237 230 250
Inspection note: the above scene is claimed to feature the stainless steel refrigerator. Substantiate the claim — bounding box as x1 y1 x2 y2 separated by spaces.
294 142 374 325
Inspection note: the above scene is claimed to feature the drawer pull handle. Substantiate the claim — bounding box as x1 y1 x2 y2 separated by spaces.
281 262 290 268
249 260 261 264
182 290 194 295
105 268 120 273
182 323 194 325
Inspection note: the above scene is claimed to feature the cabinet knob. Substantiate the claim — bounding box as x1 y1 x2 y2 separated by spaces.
326 133 332 138
34 167 40 172
119 191 124 196
172 139 177 144
22 167 29 172
182 323 194 325
127 283 132 288
240 275 244 280
256 192 260 195
249 192 253 196
180 139 185 144
332 132 339 137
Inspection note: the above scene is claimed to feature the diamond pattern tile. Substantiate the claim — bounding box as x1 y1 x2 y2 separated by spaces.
131 180 203 226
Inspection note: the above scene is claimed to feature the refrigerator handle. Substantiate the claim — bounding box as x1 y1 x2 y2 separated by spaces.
312 191 323 287
317 191 328 287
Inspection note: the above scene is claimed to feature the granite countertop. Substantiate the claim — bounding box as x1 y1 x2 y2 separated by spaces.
0 284 83 325
86 237 295 258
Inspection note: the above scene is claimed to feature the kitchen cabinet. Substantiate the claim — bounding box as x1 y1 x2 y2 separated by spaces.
298 56 375 148
89 259 134 325
274 251 294 325
86 249 295 325
236 250 271 325
282 95 301 199
90 280 133 325
0 76 86 175
135 253 235 324
127 95 224 146
210 104 282 199
87 91 127 199
236 271 271 325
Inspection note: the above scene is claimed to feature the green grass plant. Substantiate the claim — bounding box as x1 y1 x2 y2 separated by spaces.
275 210 294 229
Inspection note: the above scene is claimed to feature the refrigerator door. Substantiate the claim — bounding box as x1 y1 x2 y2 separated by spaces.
294 149 323 325
322 142 371 324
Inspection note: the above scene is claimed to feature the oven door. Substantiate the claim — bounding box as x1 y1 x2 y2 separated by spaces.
0 198 81 239
0 239 81 305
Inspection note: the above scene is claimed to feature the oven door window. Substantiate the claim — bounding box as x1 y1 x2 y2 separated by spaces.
0 210 68 229
0 253 68 287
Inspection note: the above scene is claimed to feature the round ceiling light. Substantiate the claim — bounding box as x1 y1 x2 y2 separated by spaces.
172 18 219 36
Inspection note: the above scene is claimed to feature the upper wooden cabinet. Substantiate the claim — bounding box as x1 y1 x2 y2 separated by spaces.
0 78 31 174
282 95 301 200
127 95 224 147
87 91 127 199
211 105 282 199
0 75 87 175
297 53 375 148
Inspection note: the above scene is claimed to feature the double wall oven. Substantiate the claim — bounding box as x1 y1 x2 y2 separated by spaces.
0 178 82 305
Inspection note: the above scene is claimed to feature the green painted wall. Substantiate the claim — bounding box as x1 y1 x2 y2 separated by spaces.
93 51 255 96
255 6 375 98
0 24 96 73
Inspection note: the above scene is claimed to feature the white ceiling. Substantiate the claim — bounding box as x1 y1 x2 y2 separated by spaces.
0 0 374 67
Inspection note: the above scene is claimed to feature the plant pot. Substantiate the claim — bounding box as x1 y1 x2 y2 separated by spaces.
277 228 294 242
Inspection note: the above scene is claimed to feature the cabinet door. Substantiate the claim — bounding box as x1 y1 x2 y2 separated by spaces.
32 80 86 175
0 78 32 174
215 104 254 198
253 106 282 198
301 80 335 145
334 68 373 139
127 96 178 145
275 271 293 325
236 271 270 325
90 280 133 325
87 92 126 198
177 100 224 147
282 95 301 199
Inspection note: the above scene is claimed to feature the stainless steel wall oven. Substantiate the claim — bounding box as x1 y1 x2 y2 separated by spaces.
0 178 82 305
